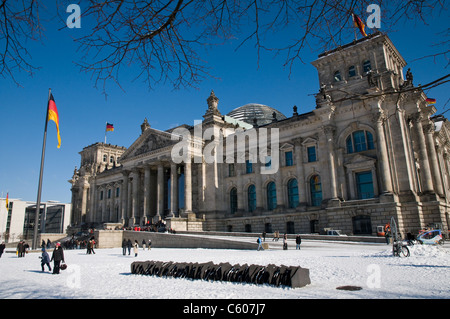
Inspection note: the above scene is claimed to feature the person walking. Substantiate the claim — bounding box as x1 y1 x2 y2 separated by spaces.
0 241 5 258
141 239 146 250
40 249 52 272
283 233 288 250
127 239 132 255
50 243 65 274
148 239 152 251
90 238 96 254
257 236 264 251
122 239 127 255
295 234 302 250
16 240 25 258
133 240 139 257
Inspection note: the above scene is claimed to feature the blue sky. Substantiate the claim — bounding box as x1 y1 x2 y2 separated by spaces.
0 3 448 204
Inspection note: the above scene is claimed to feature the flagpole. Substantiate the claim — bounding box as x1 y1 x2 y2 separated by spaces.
351 13 358 41
104 121 107 144
32 88 51 250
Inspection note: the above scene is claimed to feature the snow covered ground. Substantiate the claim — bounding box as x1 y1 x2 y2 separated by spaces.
0 239 449 299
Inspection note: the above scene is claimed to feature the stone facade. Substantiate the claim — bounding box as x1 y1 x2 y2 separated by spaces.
69 32 450 237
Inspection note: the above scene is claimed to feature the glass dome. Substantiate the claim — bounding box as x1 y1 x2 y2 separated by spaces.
226 103 287 126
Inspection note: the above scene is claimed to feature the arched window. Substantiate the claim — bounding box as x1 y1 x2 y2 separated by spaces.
310 175 322 206
348 65 356 77
247 185 256 212
346 130 375 153
287 178 299 208
267 182 277 210
230 187 237 214
109 156 114 163
334 70 342 82
363 60 371 73
103 154 107 162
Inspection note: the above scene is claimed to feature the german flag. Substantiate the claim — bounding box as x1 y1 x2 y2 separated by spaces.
426 98 436 104
5 192 8 209
352 13 367 37
106 123 114 132
48 94 61 148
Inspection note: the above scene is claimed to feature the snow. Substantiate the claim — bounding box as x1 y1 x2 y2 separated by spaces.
1 239 449 299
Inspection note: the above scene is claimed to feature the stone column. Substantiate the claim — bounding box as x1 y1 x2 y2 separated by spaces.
373 111 393 193
101 186 106 222
143 166 151 224
169 163 178 217
254 163 263 210
156 163 164 219
424 123 444 196
184 161 193 214
293 138 307 204
236 163 245 214
130 170 139 225
275 151 285 209
120 171 129 224
323 125 338 200
81 184 89 223
411 113 434 193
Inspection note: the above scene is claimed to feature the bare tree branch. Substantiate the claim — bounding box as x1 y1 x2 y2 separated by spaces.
1 0 448 92
0 0 44 86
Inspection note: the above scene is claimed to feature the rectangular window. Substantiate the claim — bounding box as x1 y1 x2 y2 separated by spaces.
116 187 120 197
245 160 253 174
307 146 316 162
285 151 293 166
107 189 111 199
356 171 374 199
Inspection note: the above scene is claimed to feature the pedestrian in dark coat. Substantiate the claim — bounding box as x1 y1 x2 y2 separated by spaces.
16 241 25 257
122 239 127 255
295 235 302 250
127 239 132 255
0 242 5 258
51 243 65 274
40 249 52 272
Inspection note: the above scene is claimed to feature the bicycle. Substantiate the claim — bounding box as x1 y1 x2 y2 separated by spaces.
392 239 410 257
390 216 410 257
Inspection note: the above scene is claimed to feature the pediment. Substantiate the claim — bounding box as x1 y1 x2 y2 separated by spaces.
301 137 318 145
120 128 180 162
280 143 294 150
344 154 376 168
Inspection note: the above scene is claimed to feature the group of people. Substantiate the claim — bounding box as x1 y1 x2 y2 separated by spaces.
16 240 30 257
40 242 65 274
257 233 303 251
122 238 152 257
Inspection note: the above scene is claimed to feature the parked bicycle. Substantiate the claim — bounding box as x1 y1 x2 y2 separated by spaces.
390 217 410 258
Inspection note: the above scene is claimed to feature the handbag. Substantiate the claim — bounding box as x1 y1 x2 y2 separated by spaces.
60 262 67 270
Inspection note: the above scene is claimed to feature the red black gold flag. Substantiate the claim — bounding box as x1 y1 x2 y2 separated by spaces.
352 13 367 37
48 94 61 148
106 123 114 132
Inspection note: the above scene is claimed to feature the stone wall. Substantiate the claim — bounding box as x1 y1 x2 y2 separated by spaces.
94 230 259 250
94 230 124 248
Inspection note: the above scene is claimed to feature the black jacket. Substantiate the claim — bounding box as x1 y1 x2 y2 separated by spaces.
51 247 65 262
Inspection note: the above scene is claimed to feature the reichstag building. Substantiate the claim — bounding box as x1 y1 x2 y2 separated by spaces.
69 32 450 237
